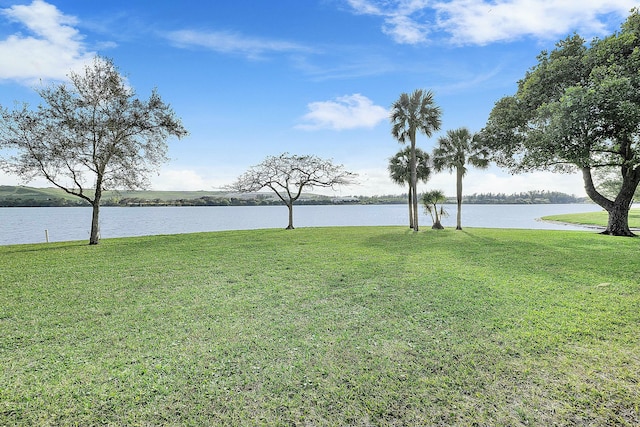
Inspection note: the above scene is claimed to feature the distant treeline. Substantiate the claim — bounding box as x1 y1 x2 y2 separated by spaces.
0 197 88 207
461 191 587 204
0 190 587 207
101 195 405 207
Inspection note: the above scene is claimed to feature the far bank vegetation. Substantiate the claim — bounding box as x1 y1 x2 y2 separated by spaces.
0 185 588 207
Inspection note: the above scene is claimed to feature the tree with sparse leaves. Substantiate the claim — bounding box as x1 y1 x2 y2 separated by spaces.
228 153 356 229
390 89 442 232
0 56 187 244
479 10 640 236
432 127 489 230
388 146 431 229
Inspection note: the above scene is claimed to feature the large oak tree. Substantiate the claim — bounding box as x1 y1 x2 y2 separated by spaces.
479 10 640 236
0 56 188 244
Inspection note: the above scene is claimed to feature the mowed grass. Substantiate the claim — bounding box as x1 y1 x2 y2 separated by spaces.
543 208 640 229
1 227 639 426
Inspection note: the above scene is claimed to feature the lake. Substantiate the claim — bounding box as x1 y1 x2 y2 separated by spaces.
0 204 607 246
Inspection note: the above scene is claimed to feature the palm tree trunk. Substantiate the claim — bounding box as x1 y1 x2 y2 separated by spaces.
410 132 419 232
408 187 414 229
456 167 463 230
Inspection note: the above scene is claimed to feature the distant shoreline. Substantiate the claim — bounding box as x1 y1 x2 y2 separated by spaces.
0 201 595 208
0 185 591 207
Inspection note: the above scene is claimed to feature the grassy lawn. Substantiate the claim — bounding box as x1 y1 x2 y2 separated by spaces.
543 208 640 229
1 227 639 426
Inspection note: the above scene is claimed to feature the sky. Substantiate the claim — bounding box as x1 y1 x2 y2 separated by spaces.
0 0 637 197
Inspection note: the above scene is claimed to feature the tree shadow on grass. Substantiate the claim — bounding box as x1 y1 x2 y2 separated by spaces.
0 241 89 255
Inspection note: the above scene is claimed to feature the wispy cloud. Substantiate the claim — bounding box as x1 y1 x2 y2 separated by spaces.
165 29 309 60
0 0 94 84
347 0 431 44
344 0 636 45
435 66 505 94
296 94 388 131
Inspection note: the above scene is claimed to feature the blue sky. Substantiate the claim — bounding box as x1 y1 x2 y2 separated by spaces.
0 0 636 197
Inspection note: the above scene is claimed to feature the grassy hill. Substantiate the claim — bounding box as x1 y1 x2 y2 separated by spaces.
0 185 78 201
0 185 230 203
1 227 638 425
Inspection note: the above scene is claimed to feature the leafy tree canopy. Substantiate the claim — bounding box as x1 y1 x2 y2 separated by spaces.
0 56 188 244
479 9 640 236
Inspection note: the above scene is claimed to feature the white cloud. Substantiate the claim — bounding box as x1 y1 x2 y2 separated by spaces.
344 0 636 45
148 168 217 191
165 29 308 59
0 0 94 84
434 0 638 45
0 169 50 187
382 14 430 44
296 94 388 131
347 0 431 44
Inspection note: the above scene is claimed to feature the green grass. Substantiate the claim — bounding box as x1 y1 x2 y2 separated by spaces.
1 227 639 426
543 208 640 228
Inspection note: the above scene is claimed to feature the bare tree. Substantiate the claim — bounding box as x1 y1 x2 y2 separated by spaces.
0 56 188 244
228 153 356 229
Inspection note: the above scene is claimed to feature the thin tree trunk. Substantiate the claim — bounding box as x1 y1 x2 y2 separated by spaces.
432 204 444 229
89 181 102 245
413 179 419 232
89 201 100 244
286 203 295 229
410 131 418 232
456 167 463 230
408 187 414 229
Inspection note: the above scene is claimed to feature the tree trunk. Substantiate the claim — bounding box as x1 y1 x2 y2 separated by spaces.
456 167 463 230
603 203 634 236
582 167 637 237
408 187 414 229
88 180 103 244
89 201 100 244
410 132 419 232
433 204 440 228
286 203 295 229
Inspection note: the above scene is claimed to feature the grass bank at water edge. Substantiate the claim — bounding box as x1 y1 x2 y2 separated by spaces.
1 227 639 426
542 208 640 229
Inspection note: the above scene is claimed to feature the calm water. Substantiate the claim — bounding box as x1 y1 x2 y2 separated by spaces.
0 204 605 245
0 204 600 245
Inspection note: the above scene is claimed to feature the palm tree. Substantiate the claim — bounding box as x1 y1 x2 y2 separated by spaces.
388 147 431 229
390 89 442 232
422 190 448 229
432 127 489 230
